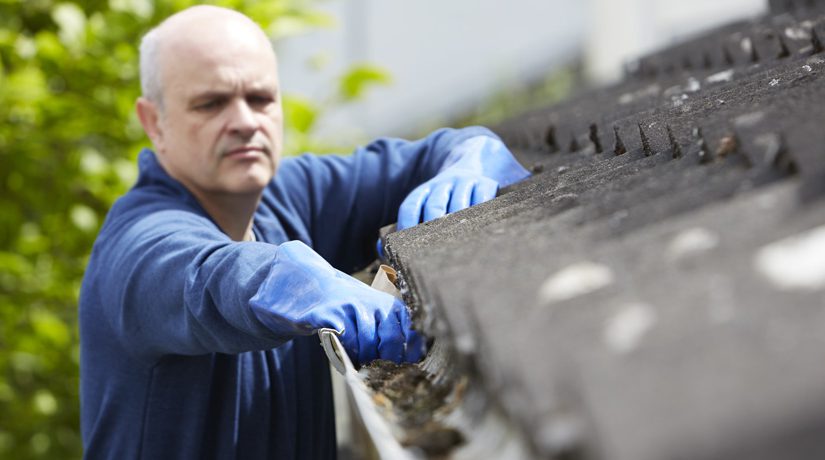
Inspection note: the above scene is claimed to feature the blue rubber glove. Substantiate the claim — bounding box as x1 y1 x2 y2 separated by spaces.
397 136 530 231
250 241 424 366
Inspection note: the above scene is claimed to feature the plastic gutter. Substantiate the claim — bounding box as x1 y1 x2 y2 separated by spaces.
321 265 533 459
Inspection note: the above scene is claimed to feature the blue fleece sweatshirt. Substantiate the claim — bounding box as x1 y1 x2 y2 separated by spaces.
78 127 493 459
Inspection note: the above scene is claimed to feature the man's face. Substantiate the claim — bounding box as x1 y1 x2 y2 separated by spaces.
145 25 283 199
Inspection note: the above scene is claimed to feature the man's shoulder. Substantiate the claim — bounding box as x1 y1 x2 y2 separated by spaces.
96 184 219 253
109 183 201 223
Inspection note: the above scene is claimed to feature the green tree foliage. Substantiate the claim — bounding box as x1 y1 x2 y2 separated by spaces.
0 1 390 458
282 62 391 154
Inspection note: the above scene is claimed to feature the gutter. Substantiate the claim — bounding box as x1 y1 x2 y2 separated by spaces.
320 265 532 459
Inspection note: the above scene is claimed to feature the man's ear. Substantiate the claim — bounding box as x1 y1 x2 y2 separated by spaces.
136 97 164 151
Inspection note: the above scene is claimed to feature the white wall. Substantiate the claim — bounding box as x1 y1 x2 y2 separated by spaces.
275 1 586 142
275 0 770 145
585 0 769 83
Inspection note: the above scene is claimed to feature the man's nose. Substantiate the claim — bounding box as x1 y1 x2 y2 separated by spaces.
227 100 259 136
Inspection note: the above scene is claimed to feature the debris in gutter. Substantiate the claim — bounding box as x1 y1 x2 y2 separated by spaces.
363 360 466 457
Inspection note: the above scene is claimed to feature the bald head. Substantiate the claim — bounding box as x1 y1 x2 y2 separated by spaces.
139 6 276 108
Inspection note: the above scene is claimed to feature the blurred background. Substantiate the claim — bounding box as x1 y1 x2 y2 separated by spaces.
0 0 766 458
277 0 766 142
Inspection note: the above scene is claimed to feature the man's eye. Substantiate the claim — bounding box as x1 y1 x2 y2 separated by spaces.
194 99 224 111
248 95 274 107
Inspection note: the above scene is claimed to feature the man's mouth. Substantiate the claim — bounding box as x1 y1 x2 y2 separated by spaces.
224 145 268 158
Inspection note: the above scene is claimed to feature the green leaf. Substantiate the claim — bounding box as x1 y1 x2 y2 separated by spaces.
0 431 13 455
13 34 36 60
0 252 32 278
30 311 70 347
51 3 86 50
265 10 336 38
32 390 58 416
338 64 392 102
0 382 14 402
34 31 64 61
69 205 98 233
30 432 50 455
10 352 42 374
6 66 48 104
283 94 317 134
108 0 155 19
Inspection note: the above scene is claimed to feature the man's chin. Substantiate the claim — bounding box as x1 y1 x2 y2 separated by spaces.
230 171 274 194
222 160 275 192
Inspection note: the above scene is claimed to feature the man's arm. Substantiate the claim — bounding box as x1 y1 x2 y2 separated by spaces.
82 202 421 364
83 207 283 359
270 126 515 273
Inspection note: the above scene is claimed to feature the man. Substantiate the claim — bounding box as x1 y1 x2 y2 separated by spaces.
79 5 529 459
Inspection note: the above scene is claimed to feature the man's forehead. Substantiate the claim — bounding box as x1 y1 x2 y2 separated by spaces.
159 40 277 96
164 62 277 101
154 7 278 90
184 74 279 97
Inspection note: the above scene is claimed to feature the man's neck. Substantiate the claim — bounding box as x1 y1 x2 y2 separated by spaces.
195 190 260 242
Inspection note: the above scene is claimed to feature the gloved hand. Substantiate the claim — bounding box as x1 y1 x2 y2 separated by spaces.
250 240 424 366
376 136 529 258
397 136 530 231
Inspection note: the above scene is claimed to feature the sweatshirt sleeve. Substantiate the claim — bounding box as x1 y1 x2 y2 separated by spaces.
82 199 292 360
269 126 499 273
